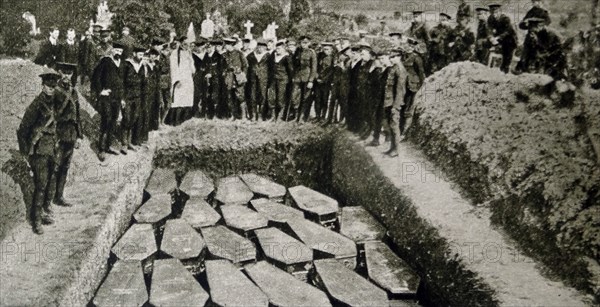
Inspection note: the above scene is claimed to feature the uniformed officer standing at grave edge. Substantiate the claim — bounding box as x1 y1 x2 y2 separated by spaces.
315 42 336 121
53 62 82 208
291 36 318 122
384 48 408 157
17 69 62 234
474 7 492 65
487 4 518 73
429 13 453 73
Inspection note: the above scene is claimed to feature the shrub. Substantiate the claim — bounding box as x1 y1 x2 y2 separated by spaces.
0 9 32 56
355 13 369 26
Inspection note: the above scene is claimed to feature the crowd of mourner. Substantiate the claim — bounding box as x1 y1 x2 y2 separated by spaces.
15 1 593 234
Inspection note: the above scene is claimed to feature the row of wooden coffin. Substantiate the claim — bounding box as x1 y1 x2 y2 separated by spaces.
145 169 339 225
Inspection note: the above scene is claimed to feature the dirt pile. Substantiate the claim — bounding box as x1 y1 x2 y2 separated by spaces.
409 61 600 295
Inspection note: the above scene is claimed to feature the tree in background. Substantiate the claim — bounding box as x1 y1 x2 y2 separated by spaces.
112 0 174 44
289 0 311 25
0 9 32 56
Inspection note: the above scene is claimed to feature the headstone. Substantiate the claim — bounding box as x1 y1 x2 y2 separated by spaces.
244 20 255 39
200 13 215 38
22 12 40 36
214 176 254 206
181 196 221 229
93 261 147 307
206 260 269 307
160 219 205 260
340 207 386 244
201 225 256 264
255 228 313 281
365 242 420 296
179 171 214 199
313 259 389 307
240 173 286 201
250 198 304 225
133 194 172 224
111 224 157 261
186 22 196 44
286 219 357 269
145 168 177 195
95 1 113 30
149 259 209 307
287 185 338 225
245 261 332 307
221 204 268 237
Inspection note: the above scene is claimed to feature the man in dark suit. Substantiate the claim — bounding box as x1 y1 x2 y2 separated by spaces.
488 4 518 73
203 40 226 119
59 28 80 85
268 41 294 121
223 37 249 120
35 26 61 69
191 39 207 118
247 39 271 121
291 36 318 122
517 0 552 73
124 46 147 151
91 41 125 161
429 13 453 73
17 69 61 234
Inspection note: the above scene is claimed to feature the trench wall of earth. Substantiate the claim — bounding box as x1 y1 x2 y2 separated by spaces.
407 62 600 298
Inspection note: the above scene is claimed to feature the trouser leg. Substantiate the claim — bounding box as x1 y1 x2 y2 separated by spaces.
501 46 515 73
54 142 74 204
372 99 385 140
401 91 416 135
388 107 401 150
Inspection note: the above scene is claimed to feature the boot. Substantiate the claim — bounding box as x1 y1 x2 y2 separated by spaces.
32 220 44 234
55 197 73 207
387 149 399 157
367 138 380 147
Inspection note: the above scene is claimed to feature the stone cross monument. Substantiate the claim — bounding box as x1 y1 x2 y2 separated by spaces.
244 20 254 39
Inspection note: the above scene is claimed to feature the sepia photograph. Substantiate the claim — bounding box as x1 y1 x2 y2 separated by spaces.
0 0 599 306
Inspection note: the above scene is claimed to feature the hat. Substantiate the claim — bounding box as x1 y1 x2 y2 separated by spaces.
526 17 546 25
39 67 60 86
223 37 237 44
112 41 125 49
299 35 311 42
147 48 160 56
242 38 251 43
475 7 489 12
440 13 452 19
275 40 286 47
100 29 112 36
92 24 103 30
132 45 146 53
56 62 77 73
340 46 351 54
321 42 334 47
256 38 268 46
489 4 502 9
210 39 223 45
358 30 368 36
412 10 423 15
390 47 404 56
350 45 361 51
151 37 166 46
358 44 372 51
388 32 402 37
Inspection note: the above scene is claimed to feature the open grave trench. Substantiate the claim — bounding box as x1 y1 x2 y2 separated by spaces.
86 120 499 307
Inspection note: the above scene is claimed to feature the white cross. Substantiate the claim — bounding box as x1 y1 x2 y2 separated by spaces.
244 20 254 36
270 22 279 37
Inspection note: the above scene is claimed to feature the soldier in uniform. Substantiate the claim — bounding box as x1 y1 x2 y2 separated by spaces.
91 41 125 161
79 24 103 84
383 48 408 157
191 39 207 118
35 26 61 69
315 42 336 121
401 40 425 138
368 52 392 146
222 37 249 120
355 44 375 137
291 36 318 122
268 40 293 121
448 16 476 62
347 45 363 132
389 32 403 48
429 13 453 73
474 7 492 65
407 11 431 73
53 62 82 208
488 4 518 73
17 69 61 234
247 39 271 121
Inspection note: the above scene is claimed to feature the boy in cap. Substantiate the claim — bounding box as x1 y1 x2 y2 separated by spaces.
247 38 271 120
17 69 62 234
125 45 148 149
223 37 249 120
291 35 318 122
91 41 125 161
53 62 82 208
315 42 336 121
488 4 518 73
268 40 293 121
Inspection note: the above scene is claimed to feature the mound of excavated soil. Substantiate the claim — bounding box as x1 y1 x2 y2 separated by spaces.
409 61 600 296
